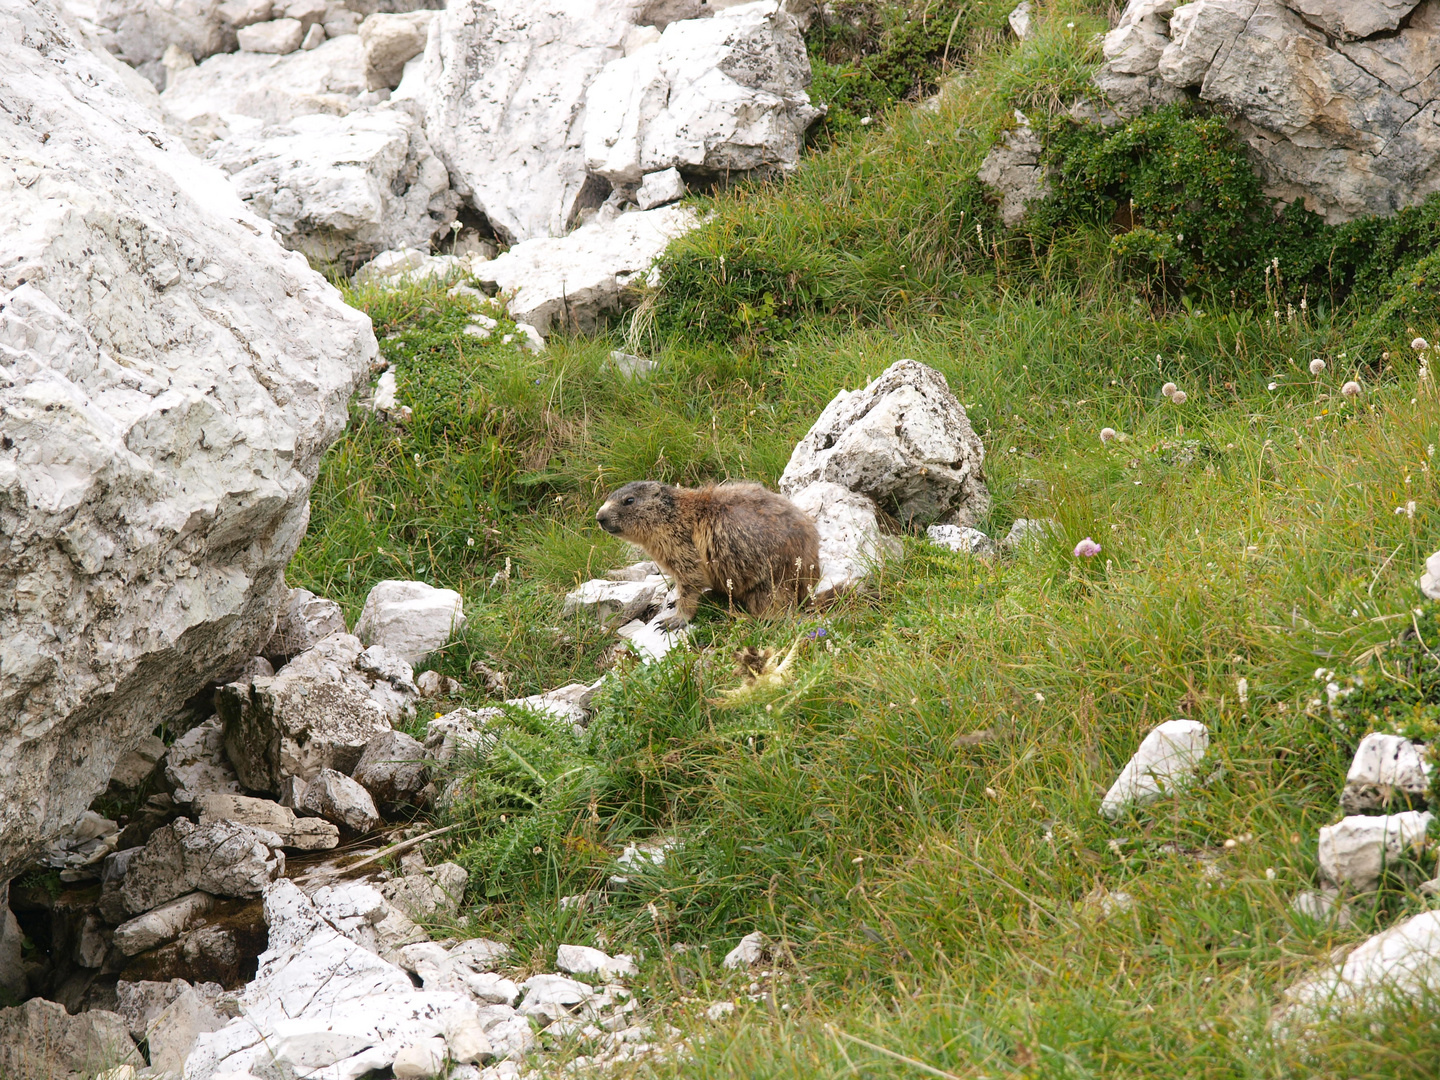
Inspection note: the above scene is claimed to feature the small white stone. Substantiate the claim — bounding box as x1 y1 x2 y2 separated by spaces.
1342 732 1432 812
722 931 769 970
635 168 687 210
556 943 638 979
1099 719 1209 819
705 1001 736 1021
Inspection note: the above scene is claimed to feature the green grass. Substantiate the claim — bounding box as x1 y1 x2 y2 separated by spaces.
286 0 1440 1073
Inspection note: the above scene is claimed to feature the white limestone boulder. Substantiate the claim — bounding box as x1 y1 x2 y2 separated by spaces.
1318 810 1433 891
635 166 687 209
0 0 372 882
264 586 348 665
1099 719 1209 819
160 32 369 141
359 9 434 88
516 973 595 1025
94 0 237 88
787 481 902 601
1341 732 1432 813
583 1 822 186
207 104 458 264
473 205 698 335
722 930 769 969
216 633 418 795
193 791 341 849
354 580 467 665
1286 0 1423 39
1275 909 1440 1030
424 707 501 765
182 878 484 1080
779 360 989 528
615 614 690 663
114 891 217 955
120 819 285 914
416 0 641 242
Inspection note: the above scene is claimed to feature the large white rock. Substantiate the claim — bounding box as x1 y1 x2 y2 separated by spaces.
583 1 822 186
977 117 1050 227
298 767 382 833
193 791 341 849
207 105 458 263
555 943 638 978
1341 732 1433 813
1096 0 1440 223
114 891 217 955
264 586 348 663
165 718 243 805
237 15 304 52
0 0 372 882
160 32 370 141
217 633 418 794
353 580 467 665
183 879 484 1080
473 205 697 335
1099 719 1209 819
787 481 901 601
1318 810 1433 891
94 0 237 87
0 999 134 1080
779 359 989 528
1276 909 1440 1029
416 0 642 242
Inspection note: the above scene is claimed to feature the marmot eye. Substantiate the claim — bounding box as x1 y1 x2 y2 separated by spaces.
623 497 635 505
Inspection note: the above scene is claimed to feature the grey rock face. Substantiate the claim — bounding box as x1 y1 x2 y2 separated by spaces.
787 481 902 602
358 9 434 87
217 633 416 795
0 0 373 883
297 768 382 832
264 587 348 665
380 863 469 922
208 105 459 265
0 999 135 1080
352 730 430 808
121 819 285 914
1093 0 1440 222
779 359 989 527
977 118 1051 226
107 735 168 798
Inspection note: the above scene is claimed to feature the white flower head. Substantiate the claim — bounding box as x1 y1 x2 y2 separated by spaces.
1309 358 1325 375
1413 337 1431 352
1170 390 1188 405
1341 380 1361 398
1100 427 1118 444
1162 382 1178 398
1268 381 1278 391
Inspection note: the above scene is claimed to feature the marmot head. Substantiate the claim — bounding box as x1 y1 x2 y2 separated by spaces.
596 481 675 540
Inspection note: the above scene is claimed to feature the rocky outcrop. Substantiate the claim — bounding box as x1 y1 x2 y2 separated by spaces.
0 0 373 882
787 482 901 601
263 586 348 665
977 114 1050 227
1092 0 1440 222
583 2 822 186
418 0 640 242
120 819 285 914
473 205 697 334
779 359 989 528
1099 719 1210 819
207 104 459 263
218 633 417 795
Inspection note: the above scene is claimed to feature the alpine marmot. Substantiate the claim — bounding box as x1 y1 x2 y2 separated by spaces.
596 480 821 628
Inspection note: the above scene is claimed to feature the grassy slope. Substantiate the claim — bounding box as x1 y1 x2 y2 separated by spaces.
290 4 1440 1076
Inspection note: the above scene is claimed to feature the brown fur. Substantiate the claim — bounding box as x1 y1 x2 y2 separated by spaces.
596 480 821 628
